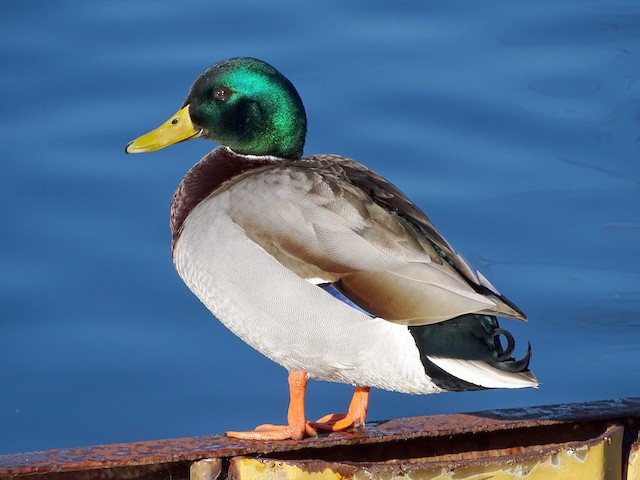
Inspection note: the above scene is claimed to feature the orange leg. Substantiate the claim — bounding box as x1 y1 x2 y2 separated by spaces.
227 370 316 440
311 386 370 432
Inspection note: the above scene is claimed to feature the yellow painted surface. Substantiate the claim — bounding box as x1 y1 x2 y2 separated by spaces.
628 447 640 480
232 424 623 480
420 425 623 480
412 436 621 480
232 458 347 479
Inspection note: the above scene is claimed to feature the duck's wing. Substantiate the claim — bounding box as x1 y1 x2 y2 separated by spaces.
328 155 527 321
228 154 525 325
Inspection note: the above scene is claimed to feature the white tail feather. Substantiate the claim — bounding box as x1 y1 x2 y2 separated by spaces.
427 356 539 389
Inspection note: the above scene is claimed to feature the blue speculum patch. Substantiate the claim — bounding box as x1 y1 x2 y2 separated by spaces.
319 283 375 317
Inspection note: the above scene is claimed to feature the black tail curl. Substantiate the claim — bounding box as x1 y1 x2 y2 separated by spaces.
409 314 534 392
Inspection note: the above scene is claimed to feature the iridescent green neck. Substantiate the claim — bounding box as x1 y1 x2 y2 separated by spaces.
185 58 307 159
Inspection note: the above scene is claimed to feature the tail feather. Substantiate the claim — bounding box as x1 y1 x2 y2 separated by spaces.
409 314 537 392
427 357 538 389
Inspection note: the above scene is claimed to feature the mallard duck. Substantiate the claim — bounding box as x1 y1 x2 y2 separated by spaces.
126 57 537 441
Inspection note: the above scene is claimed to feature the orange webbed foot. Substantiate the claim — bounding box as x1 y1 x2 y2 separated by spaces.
226 370 316 441
310 386 370 432
227 422 316 441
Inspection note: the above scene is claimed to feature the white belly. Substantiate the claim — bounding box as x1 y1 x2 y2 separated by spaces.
172 191 441 394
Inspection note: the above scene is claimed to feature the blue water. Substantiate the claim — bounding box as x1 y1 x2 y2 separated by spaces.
1 1 639 454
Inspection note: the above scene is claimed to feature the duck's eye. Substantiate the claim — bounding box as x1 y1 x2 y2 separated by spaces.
213 87 232 102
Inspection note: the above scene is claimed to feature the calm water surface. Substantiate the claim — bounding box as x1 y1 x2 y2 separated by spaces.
1 1 639 453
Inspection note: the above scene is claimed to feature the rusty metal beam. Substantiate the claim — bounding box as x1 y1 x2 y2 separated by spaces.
0 397 639 479
227 423 625 480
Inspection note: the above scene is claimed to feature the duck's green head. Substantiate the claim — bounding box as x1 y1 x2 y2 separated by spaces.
126 57 307 159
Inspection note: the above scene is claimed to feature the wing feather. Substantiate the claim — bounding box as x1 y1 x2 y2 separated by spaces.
227 155 526 325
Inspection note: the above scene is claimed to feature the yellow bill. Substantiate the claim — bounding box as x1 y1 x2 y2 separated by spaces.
126 105 202 154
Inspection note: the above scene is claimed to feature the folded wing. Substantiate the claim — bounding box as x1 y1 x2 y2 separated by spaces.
228 155 525 326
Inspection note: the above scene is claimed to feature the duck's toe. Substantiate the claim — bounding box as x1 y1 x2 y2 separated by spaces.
227 421 316 441
310 386 370 432
311 413 359 432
